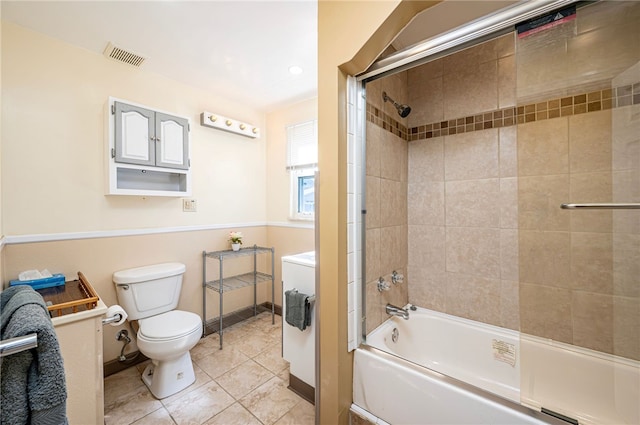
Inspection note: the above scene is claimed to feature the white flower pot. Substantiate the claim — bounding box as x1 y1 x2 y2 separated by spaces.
231 243 241 251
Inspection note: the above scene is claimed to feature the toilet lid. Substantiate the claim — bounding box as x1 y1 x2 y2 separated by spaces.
138 311 201 340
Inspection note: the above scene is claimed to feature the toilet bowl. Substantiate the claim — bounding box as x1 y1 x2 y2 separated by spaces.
113 263 203 399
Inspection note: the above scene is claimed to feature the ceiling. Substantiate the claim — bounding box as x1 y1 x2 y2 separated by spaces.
2 1 521 112
1 0 318 112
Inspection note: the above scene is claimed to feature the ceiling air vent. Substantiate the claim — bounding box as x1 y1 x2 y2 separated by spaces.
103 42 147 68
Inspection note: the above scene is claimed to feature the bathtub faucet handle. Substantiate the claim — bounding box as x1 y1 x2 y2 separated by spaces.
377 277 391 292
391 270 404 285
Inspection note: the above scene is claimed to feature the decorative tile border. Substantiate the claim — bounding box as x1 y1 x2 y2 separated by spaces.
367 82 640 141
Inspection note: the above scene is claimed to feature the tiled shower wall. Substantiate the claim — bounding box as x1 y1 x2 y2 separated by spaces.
404 33 520 330
364 71 409 334
364 1 639 360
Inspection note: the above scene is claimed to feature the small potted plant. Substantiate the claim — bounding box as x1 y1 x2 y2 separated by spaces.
228 231 243 251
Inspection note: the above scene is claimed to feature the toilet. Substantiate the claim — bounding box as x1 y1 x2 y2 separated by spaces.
113 262 202 399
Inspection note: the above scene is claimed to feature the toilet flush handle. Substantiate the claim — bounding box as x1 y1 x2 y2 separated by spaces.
116 283 130 290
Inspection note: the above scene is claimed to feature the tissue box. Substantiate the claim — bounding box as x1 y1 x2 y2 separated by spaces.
9 274 66 290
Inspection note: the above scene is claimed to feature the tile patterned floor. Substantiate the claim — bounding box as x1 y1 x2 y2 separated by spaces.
104 312 314 425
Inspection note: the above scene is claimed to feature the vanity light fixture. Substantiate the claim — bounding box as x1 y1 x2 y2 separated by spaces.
200 112 260 138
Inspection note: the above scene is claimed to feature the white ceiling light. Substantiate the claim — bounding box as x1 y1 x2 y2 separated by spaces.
288 65 303 75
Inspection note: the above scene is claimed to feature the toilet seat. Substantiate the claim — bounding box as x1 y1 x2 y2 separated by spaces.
138 310 201 341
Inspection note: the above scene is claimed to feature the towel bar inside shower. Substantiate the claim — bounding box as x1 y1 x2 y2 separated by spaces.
561 203 640 209
0 334 37 357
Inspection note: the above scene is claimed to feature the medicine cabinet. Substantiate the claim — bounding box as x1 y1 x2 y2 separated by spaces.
106 97 192 196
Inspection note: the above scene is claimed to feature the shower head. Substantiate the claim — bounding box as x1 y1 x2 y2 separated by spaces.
382 91 412 118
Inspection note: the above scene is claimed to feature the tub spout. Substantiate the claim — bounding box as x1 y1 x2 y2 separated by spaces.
385 303 409 320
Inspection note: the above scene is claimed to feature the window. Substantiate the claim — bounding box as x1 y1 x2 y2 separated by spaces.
287 120 317 220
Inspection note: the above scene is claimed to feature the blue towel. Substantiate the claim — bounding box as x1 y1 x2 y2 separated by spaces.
285 289 311 331
1 285 68 425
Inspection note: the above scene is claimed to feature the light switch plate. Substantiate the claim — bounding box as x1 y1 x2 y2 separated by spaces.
183 198 197 212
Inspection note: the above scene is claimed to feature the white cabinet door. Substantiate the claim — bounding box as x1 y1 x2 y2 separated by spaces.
155 112 189 170
114 102 189 170
114 102 155 167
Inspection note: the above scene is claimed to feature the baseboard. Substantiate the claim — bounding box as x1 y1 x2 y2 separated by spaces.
203 302 282 336
105 302 281 377
104 351 149 377
288 373 315 405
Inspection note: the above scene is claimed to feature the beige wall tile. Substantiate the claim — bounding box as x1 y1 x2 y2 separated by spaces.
500 280 520 331
365 228 381 284
366 78 383 112
380 133 408 182
613 233 640 298
518 175 570 231
444 60 498 120
570 172 612 232
408 57 444 82
612 295 640 361
519 230 571 287
569 110 612 173
611 104 640 172
380 225 407 275
571 232 613 295
443 36 501 71
365 279 383 334
366 122 381 177
445 179 500 227
520 283 573 344
496 33 515 58
612 170 640 234
500 177 518 229
499 126 518 178
407 181 444 226
500 229 519 282
572 291 614 355
380 179 406 227
498 55 516 108
365 176 381 229
409 137 444 182
445 272 501 326
444 130 499 181
407 266 447 312
446 227 500 279
517 118 569 176
408 225 445 274
407 77 444 127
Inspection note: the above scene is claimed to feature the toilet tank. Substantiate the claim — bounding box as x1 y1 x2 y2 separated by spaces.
113 262 186 320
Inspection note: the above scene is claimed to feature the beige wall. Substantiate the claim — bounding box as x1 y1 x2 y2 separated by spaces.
2 22 266 236
0 21 314 364
2 227 267 361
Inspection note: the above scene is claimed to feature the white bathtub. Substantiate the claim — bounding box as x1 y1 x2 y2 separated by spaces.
353 307 562 425
365 307 521 402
